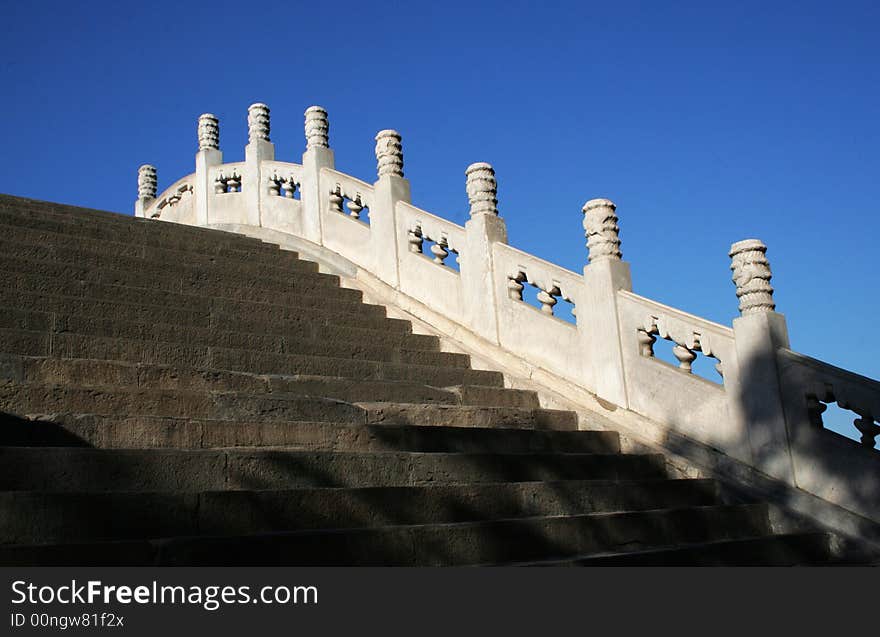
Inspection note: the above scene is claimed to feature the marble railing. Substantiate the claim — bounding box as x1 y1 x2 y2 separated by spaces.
492 244 585 388
135 102 880 531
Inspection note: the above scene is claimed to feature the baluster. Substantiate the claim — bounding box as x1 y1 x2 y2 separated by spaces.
347 195 364 219
636 328 656 357
805 394 827 428
284 179 297 199
854 414 880 449
536 286 558 316
507 273 524 301
408 226 423 254
672 343 697 372
226 172 240 192
268 174 281 196
329 186 344 214
214 174 227 194
431 235 449 265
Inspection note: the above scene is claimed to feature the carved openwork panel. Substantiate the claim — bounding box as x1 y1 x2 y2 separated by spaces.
506 269 576 322
213 165 244 194
144 176 195 219
636 313 724 383
407 222 460 270
268 172 301 199
329 183 370 224
804 382 880 449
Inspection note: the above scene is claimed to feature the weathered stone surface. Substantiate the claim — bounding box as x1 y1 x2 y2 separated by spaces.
0 447 666 491
0 506 777 566
0 479 716 545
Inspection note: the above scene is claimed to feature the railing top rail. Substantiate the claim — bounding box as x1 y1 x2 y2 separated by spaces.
779 348 880 391
618 290 734 338
494 242 582 281
397 201 466 234
321 167 374 193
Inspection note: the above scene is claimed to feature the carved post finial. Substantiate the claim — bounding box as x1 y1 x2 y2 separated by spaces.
305 106 329 150
137 164 157 200
247 103 270 143
198 113 220 151
730 238 776 315
466 162 498 216
582 198 622 263
375 129 404 178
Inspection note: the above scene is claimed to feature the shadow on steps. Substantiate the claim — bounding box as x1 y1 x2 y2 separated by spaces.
0 411 91 447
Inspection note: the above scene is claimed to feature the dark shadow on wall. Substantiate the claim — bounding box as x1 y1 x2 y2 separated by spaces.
660 343 880 557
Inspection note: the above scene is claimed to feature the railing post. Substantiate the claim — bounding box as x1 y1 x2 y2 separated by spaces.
194 113 222 226
728 239 795 482
580 198 631 407
462 163 507 343
300 106 334 245
371 130 410 288
243 102 273 227
134 164 157 218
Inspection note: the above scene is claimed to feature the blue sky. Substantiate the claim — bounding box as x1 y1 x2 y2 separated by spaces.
1 0 878 386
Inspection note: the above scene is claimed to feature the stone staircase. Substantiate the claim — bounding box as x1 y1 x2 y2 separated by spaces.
0 194 848 565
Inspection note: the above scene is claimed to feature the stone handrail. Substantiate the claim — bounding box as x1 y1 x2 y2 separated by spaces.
775 349 880 522
395 201 467 321
778 349 880 449
492 243 586 387
318 168 375 271
139 173 195 219
616 291 741 453
397 201 466 263
263 160 303 195
135 102 880 534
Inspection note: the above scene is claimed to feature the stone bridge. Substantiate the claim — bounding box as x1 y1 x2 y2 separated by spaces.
138 103 880 547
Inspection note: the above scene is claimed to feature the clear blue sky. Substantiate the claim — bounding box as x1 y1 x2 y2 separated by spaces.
1 1 878 382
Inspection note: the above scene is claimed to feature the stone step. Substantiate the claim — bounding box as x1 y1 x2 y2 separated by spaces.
523 533 835 566
2 332 501 386
0 222 315 273
1 331 480 383
0 253 357 300
0 300 420 347
0 479 719 545
360 403 576 429
206 347 504 387
0 313 461 367
0 209 290 258
0 195 267 246
0 448 669 492
0 203 283 254
0 382 572 430
0 200 268 249
0 382 366 423
0 287 412 335
1 356 536 409
0 272 383 323
0 505 771 566
0 236 336 288
0 412 609 451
